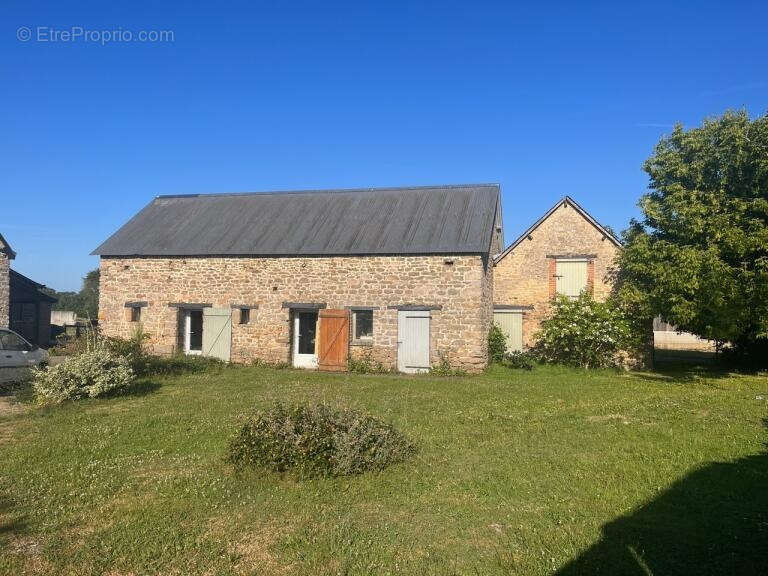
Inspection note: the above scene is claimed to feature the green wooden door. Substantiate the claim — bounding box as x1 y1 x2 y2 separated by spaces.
493 310 523 352
202 307 232 361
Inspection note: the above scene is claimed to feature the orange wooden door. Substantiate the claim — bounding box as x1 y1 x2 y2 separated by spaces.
317 309 350 371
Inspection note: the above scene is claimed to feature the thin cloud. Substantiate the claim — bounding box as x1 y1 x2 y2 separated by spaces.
699 81 767 97
635 122 675 128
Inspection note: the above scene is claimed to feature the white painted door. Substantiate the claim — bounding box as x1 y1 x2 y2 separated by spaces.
202 308 232 361
397 310 430 373
493 310 523 352
293 311 318 369
556 260 588 298
184 310 204 355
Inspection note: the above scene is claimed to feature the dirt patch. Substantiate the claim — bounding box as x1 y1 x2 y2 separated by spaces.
0 395 27 417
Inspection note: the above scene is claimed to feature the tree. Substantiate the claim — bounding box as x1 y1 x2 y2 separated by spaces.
617 110 768 364
50 269 100 320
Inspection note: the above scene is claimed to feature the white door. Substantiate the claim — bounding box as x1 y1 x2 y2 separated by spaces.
493 310 524 352
184 309 204 355
292 310 318 369
397 310 430 373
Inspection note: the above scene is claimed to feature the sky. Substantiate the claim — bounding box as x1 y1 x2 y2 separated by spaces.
1 1 767 291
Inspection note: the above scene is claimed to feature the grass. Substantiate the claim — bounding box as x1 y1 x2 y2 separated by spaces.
0 363 766 575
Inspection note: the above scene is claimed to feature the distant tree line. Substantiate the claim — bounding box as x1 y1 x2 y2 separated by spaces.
43 269 100 320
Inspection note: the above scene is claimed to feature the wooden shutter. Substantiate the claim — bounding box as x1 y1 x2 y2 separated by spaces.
202 307 232 361
493 310 523 352
555 260 588 298
317 309 349 371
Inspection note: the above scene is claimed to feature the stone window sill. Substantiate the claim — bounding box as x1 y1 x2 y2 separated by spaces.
351 339 373 347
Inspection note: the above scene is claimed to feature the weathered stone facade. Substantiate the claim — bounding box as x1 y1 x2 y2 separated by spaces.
0 252 9 329
99 253 495 372
493 199 621 347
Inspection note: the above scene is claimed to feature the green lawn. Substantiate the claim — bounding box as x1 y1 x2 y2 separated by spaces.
1 364 766 575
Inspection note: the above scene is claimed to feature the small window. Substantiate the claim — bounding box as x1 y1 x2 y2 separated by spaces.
239 308 251 325
353 310 373 340
130 306 142 323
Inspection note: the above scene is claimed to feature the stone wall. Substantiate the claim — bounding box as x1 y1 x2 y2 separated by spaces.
99 254 493 372
0 252 9 329
493 201 620 347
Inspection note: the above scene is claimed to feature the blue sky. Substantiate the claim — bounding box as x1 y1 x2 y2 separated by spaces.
2 1 766 291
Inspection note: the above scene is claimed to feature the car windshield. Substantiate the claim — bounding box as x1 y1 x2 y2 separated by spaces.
0 330 31 352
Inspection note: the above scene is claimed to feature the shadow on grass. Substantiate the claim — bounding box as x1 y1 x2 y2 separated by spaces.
555 419 768 576
115 379 162 398
0 494 26 543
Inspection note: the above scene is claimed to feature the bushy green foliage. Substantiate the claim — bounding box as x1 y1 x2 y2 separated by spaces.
227 402 414 477
533 293 632 369
428 352 467 376
32 349 135 403
501 350 535 370
618 110 768 365
488 323 507 363
347 349 390 374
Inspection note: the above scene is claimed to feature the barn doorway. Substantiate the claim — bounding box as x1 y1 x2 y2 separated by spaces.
292 310 318 368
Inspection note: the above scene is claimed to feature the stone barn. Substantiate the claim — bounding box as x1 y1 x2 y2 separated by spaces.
493 196 622 351
93 185 503 373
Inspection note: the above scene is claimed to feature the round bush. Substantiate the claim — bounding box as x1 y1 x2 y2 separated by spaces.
533 293 632 369
227 402 415 477
33 349 135 404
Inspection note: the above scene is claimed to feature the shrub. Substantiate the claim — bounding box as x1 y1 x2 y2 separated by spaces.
533 293 632 369
488 323 507 363
227 402 415 477
429 352 467 377
501 350 535 370
32 349 135 404
104 327 151 375
348 350 390 374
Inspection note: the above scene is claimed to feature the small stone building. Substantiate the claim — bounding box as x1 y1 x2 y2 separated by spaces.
94 185 503 373
493 197 622 350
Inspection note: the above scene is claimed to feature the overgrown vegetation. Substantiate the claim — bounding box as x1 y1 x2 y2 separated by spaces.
488 323 507 363
618 110 768 367
227 402 414 478
347 349 390 374
32 348 135 403
428 351 468 376
534 293 633 368
501 350 535 370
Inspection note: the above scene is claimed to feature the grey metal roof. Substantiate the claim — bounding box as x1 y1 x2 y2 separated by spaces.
92 184 501 257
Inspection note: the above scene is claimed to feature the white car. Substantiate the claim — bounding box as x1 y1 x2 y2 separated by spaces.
0 328 49 383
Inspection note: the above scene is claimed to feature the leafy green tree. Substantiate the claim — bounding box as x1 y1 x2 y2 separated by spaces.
618 110 768 363
51 269 100 319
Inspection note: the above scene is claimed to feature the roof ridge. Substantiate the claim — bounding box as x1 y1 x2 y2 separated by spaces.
155 183 500 200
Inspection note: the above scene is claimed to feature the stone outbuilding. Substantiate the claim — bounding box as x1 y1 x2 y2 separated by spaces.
492 196 622 351
93 185 503 373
